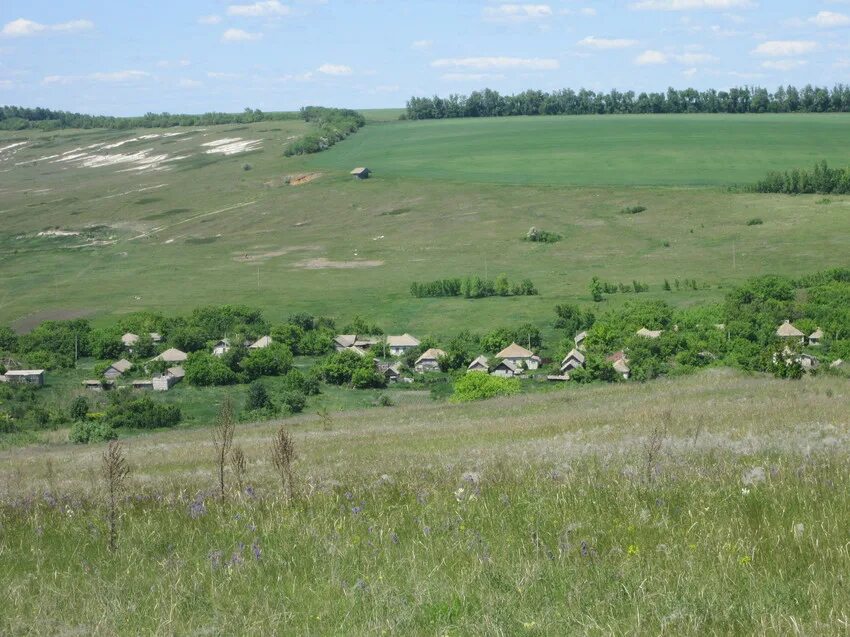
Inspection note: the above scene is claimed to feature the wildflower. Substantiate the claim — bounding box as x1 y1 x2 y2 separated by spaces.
499 494 510 507
461 471 480 485
189 499 206 519
230 551 244 567
522 621 537 630
741 488 750 496
209 550 223 569
244 485 256 498
423 526 432 536
353 579 369 591
454 487 465 502
627 544 639 557
580 541 589 558
739 555 751 566
351 505 363 515
390 532 399 545
344 491 353 501
742 466 766 487
793 523 805 539
252 541 262 560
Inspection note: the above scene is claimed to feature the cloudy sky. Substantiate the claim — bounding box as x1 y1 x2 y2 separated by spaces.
1 1 849 115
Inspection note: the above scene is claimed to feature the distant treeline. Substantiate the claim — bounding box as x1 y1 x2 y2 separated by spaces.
404 85 850 120
283 107 366 156
410 275 538 299
753 161 850 195
0 105 297 131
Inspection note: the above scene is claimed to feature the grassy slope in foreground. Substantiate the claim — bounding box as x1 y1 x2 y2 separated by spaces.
2 370 850 634
306 113 850 186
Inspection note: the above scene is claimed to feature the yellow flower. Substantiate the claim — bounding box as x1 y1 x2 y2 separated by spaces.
522 621 537 630
628 544 639 556
739 555 751 566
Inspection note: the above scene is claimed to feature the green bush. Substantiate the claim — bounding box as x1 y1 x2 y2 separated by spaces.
524 227 562 243
746 218 764 226
451 373 521 402
621 205 647 214
281 390 307 414
184 352 239 386
105 394 182 430
69 419 116 444
69 396 89 421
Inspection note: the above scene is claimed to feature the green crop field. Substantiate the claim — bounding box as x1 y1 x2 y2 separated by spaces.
2 370 850 634
2 113 849 339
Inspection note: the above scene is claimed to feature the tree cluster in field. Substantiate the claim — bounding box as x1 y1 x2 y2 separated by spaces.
404 85 850 120
621 206 647 215
0 105 291 131
559 268 850 384
752 161 850 195
410 275 538 299
589 276 650 301
524 227 562 243
283 107 367 157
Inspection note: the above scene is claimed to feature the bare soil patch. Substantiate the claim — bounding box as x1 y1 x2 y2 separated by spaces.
290 173 322 186
232 245 321 262
293 258 384 270
11 308 94 334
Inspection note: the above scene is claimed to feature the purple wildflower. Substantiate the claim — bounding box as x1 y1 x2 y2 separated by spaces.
390 532 399 545
230 551 244 567
244 485 256 498
209 550 223 569
252 541 262 561
189 499 206 519
351 505 363 515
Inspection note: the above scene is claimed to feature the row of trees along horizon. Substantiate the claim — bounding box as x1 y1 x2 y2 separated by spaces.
403 85 850 119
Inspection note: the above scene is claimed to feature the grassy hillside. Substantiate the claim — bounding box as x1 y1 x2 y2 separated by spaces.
1 115 849 337
2 370 849 634
306 113 850 186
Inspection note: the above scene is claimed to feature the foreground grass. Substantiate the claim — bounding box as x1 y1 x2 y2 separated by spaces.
2 370 849 634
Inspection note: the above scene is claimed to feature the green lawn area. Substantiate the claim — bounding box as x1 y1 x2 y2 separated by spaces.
306 113 850 186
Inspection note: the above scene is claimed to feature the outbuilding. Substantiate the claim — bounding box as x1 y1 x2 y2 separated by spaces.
387 334 421 357
467 355 489 373
3 369 45 387
249 336 272 349
104 358 133 380
560 349 586 374
350 167 371 179
495 343 540 370
414 348 446 372
151 348 188 364
776 320 804 342
809 328 824 345
491 359 520 378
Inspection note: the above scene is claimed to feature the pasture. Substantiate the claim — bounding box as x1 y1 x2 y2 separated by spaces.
2 370 849 634
2 114 850 338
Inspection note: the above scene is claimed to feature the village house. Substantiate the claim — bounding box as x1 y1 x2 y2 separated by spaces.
3 369 45 387
151 348 188 364
122 333 139 348
334 335 357 351
212 339 231 357
467 355 489 373
132 379 154 390
375 360 403 383
800 353 820 371
249 336 272 349
149 332 162 343
414 348 446 372
776 320 805 342
82 379 112 392
808 328 824 346
491 359 520 378
574 331 587 351
560 349 586 375
636 327 663 339
495 343 541 370
387 334 421 357
607 351 631 379
153 366 185 392
350 167 371 179
103 358 133 380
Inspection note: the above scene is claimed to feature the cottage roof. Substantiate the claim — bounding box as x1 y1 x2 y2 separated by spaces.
776 320 804 338
494 359 519 373
4 369 45 376
468 355 489 370
149 332 162 342
387 334 420 347
606 350 626 362
250 336 272 349
574 331 587 343
132 379 153 386
613 358 631 374
496 342 534 359
350 167 370 175
122 332 139 346
636 327 663 339
415 348 446 365
809 328 824 340
153 348 188 363
335 334 357 348
562 349 586 365
167 366 185 378
830 359 844 369
214 338 231 347
350 345 369 357
110 359 133 373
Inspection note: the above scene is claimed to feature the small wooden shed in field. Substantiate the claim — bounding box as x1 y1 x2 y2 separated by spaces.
350 167 371 179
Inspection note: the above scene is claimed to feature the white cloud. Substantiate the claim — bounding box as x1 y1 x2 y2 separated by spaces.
674 52 717 64
317 63 352 75
2 18 93 37
178 78 203 88
411 39 433 50
682 67 698 76
431 56 559 70
761 59 807 71
578 36 639 49
43 70 150 85
441 72 507 81
483 4 553 22
207 71 241 79
198 15 222 25
752 40 817 56
222 28 263 42
631 0 754 10
227 1 290 17
634 50 668 64
157 59 190 68
808 11 850 27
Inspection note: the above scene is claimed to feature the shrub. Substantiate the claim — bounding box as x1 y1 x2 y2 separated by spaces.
621 206 647 214
105 394 181 429
69 396 89 421
281 390 307 414
246 381 272 411
377 394 394 407
746 218 764 226
184 352 239 386
241 344 294 380
70 419 116 444
451 373 521 402
524 227 562 243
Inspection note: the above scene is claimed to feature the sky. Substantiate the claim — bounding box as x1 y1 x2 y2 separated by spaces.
1 1 849 115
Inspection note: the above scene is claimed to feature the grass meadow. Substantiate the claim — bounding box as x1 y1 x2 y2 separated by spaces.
2 115 850 338
2 370 849 634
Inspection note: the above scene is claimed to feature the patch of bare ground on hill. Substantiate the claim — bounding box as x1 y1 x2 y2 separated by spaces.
232 245 321 262
293 257 385 269
11 308 94 334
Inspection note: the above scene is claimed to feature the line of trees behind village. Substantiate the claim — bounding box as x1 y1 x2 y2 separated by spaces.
404 85 850 120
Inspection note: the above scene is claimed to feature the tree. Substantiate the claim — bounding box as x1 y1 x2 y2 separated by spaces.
590 276 604 302
69 396 89 421
246 381 272 411
184 352 239 386
451 373 520 402
241 344 293 380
